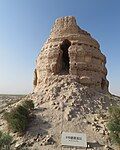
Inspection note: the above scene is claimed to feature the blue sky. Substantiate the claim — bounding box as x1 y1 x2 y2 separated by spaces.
0 0 120 95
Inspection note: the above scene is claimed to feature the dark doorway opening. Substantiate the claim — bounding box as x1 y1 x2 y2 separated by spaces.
60 39 71 74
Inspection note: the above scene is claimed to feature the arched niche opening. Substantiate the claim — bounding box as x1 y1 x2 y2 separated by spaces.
60 39 71 74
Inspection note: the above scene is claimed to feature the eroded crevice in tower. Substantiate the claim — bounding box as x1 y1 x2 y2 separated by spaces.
101 78 106 91
33 69 37 87
60 39 71 74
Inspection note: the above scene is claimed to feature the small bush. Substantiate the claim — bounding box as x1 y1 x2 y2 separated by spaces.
0 131 12 150
4 100 34 133
4 108 28 133
22 100 34 110
107 106 120 147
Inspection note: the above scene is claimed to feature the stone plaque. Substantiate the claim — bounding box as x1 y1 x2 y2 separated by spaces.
61 132 87 147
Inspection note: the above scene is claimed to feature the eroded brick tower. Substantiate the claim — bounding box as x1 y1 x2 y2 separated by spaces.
33 16 109 93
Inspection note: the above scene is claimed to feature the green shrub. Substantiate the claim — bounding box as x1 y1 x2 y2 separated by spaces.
107 106 120 147
0 131 12 150
4 110 28 133
22 100 34 110
4 100 34 133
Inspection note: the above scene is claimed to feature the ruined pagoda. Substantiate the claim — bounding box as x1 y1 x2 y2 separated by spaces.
33 16 109 94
